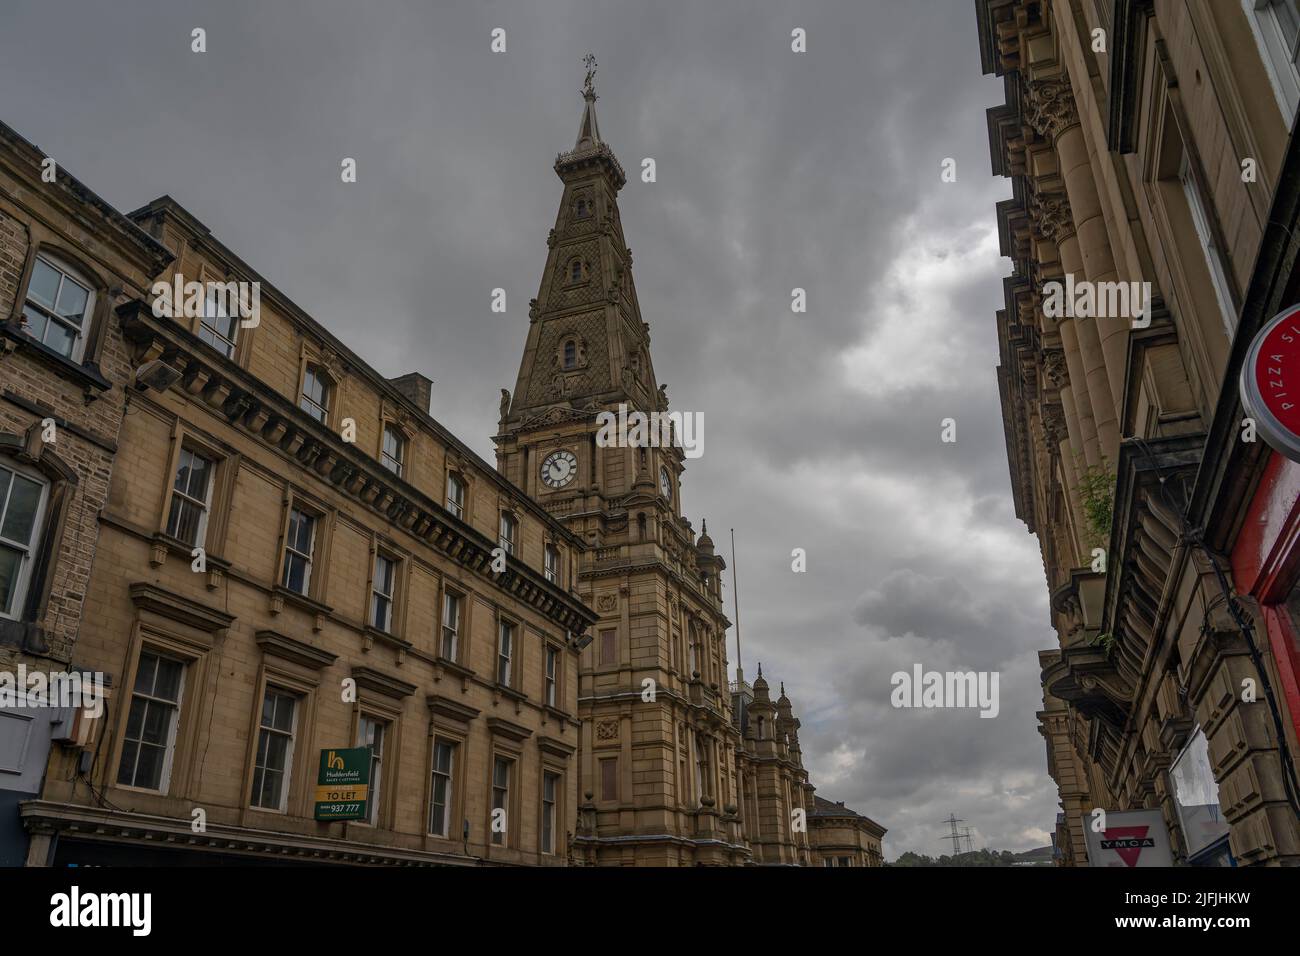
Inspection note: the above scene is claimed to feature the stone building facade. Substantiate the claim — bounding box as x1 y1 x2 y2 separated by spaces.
497 82 743 865
14 181 597 864
729 668 816 865
808 795 886 867
978 0 1300 865
495 78 836 865
1 71 884 866
0 121 173 865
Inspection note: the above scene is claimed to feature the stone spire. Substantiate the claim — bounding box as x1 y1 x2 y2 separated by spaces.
574 53 602 149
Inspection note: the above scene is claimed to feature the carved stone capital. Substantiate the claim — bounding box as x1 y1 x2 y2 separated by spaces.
1041 348 1068 391
1041 401 1069 448
1023 78 1079 141
1028 188 1075 245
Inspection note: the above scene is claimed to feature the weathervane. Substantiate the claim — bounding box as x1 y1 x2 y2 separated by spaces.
583 53 597 97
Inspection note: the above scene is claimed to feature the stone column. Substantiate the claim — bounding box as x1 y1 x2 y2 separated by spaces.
1026 77 1124 461
1030 187 1102 469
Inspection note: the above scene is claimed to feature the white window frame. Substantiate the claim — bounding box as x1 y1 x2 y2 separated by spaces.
371 553 397 632
497 620 514 686
358 715 386 826
165 446 216 548
1245 0 1300 126
441 591 460 661
116 650 185 793
498 511 517 556
21 253 95 362
541 770 559 855
430 739 456 836
281 506 316 595
0 459 49 622
250 688 297 812
1180 154 1238 335
545 644 559 707
544 544 559 585
199 285 239 359
381 424 405 477
491 756 512 846
445 472 465 519
300 364 331 424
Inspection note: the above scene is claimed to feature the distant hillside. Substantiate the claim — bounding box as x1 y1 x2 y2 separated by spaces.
888 846 1054 867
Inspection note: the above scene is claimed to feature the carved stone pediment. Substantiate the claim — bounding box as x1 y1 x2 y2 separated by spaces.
518 401 603 431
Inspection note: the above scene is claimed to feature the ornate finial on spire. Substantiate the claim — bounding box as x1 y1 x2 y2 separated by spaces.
571 54 603 150
780 681 785 695
701 519 707 534
757 662 763 677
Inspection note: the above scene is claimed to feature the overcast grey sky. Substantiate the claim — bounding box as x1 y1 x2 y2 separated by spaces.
0 0 1055 857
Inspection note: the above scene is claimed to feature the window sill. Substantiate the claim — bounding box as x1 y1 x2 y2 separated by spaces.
148 533 229 589
1 324 111 395
0 617 51 654
362 625 412 656
541 703 573 724
270 585 333 626
433 656 475 681
493 682 528 705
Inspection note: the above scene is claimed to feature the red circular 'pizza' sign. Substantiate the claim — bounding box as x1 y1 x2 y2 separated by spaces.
1242 304 1300 462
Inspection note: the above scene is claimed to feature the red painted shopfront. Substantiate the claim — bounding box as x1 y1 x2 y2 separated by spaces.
1230 450 1300 750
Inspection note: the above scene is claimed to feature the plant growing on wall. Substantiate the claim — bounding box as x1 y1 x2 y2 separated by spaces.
1078 462 1115 545
1089 631 1117 657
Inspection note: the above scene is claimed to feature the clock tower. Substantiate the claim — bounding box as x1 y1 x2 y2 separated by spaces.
495 59 745 865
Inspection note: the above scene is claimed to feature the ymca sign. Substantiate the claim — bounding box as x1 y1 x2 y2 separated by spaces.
1084 809 1174 867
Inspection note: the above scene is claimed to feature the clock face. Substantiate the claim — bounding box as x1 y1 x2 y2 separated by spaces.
541 449 578 489
660 467 673 499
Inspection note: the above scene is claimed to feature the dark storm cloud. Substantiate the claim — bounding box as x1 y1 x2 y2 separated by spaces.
0 0 1057 856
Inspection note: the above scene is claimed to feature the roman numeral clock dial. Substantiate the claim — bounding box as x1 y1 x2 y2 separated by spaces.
541 449 578 488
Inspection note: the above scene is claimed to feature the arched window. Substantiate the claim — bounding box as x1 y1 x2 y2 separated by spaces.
563 339 577 369
21 253 95 362
756 716 766 740
570 259 584 282
0 456 50 620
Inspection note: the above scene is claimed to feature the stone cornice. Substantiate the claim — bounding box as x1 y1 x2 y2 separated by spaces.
486 716 534 743
426 693 482 725
129 581 236 633
351 665 418 699
0 121 174 277
117 300 598 639
536 734 576 758
20 801 477 867
254 629 338 670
